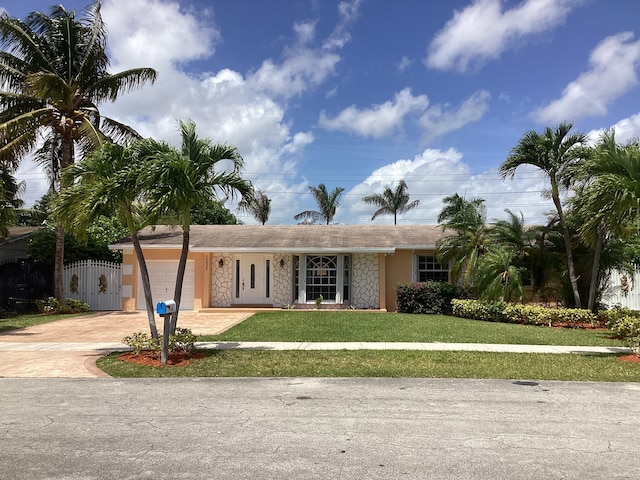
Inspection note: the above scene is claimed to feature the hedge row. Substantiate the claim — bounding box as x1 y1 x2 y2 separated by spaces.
451 299 597 327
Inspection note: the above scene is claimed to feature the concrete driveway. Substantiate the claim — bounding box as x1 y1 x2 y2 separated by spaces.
0 310 252 378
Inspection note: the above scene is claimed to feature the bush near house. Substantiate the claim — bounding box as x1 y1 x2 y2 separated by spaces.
396 282 462 315
451 299 597 327
35 297 89 314
600 308 640 355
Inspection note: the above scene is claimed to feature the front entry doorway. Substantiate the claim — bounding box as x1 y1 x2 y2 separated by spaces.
234 255 271 305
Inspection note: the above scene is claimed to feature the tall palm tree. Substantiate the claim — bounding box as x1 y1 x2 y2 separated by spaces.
53 142 159 339
436 193 487 288
575 131 640 310
499 122 587 308
294 183 345 224
0 1 157 299
140 119 252 339
238 189 271 225
362 179 420 224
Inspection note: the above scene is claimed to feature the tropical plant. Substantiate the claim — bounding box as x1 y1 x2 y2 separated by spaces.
499 122 587 308
436 193 487 288
0 1 157 299
140 119 252 345
0 163 24 237
362 179 420 224
238 189 271 225
474 246 526 303
191 198 241 225
573 131 640 310
53 142 160 338
294 183 344 224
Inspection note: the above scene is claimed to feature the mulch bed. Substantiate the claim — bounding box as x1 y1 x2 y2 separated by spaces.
119 350 206 367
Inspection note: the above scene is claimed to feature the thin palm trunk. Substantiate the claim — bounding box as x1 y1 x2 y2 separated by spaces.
170 227 190 336
131 232 158 339
54 135 74 300
587 227 605 312
551 182 582 308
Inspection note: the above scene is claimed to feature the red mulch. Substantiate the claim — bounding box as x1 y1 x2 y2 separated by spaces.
119 350 206 367
618 354 640 364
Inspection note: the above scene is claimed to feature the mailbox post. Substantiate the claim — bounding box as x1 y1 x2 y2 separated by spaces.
156 300 176 365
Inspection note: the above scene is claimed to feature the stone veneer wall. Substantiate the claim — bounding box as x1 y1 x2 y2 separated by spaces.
272 254 291 307
211 253 233 307
351 253 379 309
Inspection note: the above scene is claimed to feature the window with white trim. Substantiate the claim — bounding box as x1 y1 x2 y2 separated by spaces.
416 255 449 282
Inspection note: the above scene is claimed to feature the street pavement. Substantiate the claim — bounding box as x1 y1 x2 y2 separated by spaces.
1 377 638 479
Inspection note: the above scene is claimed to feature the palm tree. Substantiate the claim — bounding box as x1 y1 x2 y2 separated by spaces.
436 193 487 288
362 179 420 224
499 122 587 308
574 131 640 310
140 119 252 340
0 1 157 299
294 183 345 224
475 247 526 303
238 189 271 225
53 142 160 339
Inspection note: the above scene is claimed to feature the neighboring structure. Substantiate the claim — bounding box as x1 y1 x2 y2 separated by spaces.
110 225 452 312
0 227 38 263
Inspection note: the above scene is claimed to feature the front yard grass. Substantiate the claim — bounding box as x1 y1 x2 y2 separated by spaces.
97 311 639 381
0 312 89 333
97 350 640 382
200 311 621 347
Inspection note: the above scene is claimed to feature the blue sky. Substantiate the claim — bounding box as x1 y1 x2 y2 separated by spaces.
6 0 640 225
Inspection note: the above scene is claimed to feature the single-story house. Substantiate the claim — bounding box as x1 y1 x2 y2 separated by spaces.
110 224 452 312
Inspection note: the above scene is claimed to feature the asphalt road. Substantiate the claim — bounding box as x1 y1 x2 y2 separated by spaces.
1 377 638 479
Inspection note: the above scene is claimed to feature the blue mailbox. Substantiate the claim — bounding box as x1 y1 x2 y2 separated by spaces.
156 300 176 315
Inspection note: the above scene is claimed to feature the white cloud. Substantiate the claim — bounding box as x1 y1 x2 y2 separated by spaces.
586 112 640 145
533 32 640 123
419 90 491 142
319 89 490 141
397 56 412 72
339 148 551 225
426 0 579 72
323 0 363 50
318 88 429 138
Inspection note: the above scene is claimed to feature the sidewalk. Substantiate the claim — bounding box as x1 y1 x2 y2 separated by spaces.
0 311 632 378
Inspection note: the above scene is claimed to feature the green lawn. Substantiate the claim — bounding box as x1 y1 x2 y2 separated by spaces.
0 312 89 333
201 311 621 347
97 310 640 381
97 350 640 382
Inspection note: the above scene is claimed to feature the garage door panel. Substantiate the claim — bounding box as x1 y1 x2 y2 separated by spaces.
137 260 194 310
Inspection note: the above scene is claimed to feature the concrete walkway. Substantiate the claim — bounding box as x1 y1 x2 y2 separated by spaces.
0 311 632 378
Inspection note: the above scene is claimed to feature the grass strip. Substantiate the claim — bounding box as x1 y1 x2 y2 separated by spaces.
97 350 640 382
202 311 621 347
0 312 89 333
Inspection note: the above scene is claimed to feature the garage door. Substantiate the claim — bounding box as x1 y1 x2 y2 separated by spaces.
137 260 195 311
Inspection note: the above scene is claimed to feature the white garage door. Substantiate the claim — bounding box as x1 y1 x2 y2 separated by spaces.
137 260 195 311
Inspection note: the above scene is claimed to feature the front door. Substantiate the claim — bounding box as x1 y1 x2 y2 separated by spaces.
236 255 270 304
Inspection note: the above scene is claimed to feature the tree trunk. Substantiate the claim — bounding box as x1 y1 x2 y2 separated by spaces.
131 232 158 339
587 227 605 312
53 224 65 300
551 182 582 308
53 136 74 301
170 227 190 336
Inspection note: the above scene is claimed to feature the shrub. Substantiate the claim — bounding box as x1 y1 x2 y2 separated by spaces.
606 316 640 355
397 282 459 315
36 297 89 314
122 328 197 356
452 299 597 327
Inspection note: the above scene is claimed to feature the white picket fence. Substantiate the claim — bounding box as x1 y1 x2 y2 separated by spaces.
63 260 122 310
601 266 640 310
